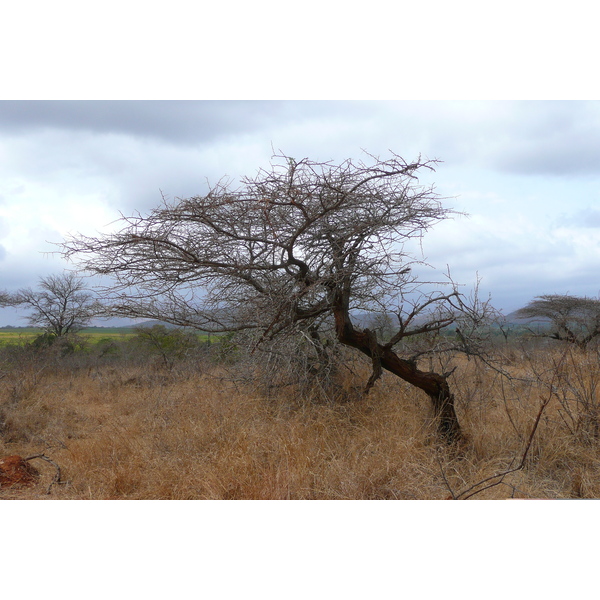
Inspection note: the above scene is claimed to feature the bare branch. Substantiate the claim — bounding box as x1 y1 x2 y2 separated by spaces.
62 151 480 442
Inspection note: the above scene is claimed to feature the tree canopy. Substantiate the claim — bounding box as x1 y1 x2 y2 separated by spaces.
63 152 483 441
515 294 600 349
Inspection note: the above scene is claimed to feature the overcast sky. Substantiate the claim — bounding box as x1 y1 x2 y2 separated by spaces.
3 2 600 579
1 100 599 325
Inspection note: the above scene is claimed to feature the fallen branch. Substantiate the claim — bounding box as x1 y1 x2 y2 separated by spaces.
24 454 65 495
443 393 552 500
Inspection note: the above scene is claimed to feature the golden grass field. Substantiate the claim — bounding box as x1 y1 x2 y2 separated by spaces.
2 334 600 500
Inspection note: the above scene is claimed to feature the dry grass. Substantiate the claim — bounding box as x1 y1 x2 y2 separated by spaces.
2 343 600 499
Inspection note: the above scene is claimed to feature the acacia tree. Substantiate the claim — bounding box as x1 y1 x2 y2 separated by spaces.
515 294 600 349
63 152 483 442
12 272 101 337
0 291 13 307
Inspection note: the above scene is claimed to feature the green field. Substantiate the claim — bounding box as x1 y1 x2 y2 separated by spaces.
0 327 136 347
0 327 214 347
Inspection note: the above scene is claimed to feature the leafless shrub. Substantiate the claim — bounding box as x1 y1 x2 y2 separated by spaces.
216 327 367 406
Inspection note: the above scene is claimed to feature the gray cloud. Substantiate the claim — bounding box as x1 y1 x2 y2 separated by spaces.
2 100 600 325
559 207 600 229
479 101 600 176
0 101 284 145
360 101 600 177
0 100 372 147
4 100 600 176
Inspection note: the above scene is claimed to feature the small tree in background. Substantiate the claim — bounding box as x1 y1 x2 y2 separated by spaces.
0 291 13 307
132 324 200 370
11 272 102 338
515 294 600 349
63 152 496 443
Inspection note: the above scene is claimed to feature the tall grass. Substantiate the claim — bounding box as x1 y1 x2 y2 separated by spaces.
1 339 600 499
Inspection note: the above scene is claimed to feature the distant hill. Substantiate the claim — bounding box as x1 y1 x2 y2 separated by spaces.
123 320 181 329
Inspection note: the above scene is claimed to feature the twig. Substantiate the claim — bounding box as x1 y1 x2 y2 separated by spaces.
24 454 65 495
436 450 457 499
451 393 552 500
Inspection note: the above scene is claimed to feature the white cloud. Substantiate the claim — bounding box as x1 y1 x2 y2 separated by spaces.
2 100 600 325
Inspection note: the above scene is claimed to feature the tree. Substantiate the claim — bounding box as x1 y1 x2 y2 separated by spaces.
63 152 484 442
514 294 600 349
132 324 200 370
0 291 12 306
11 272 101 337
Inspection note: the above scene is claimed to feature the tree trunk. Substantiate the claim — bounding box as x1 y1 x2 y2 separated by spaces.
332 305 462 443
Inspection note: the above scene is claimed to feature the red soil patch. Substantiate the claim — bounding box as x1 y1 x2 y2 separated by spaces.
0 455 40 489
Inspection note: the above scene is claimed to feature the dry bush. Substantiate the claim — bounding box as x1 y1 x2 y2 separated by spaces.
2 340 600 499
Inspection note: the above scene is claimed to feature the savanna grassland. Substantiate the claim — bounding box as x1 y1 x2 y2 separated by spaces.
2 328 600 500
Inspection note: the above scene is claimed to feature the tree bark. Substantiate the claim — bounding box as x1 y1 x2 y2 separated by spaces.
332 304 462 443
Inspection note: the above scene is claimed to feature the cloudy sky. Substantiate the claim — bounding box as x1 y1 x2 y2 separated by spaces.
3 2 599 584
1 100 600 325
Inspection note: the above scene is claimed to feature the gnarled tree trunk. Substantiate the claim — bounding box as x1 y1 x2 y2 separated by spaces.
332 302 462 443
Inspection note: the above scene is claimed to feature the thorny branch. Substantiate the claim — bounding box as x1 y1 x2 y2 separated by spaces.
25 453 65 495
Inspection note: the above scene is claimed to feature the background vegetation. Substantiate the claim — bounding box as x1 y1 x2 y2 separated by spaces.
3 155 599 499
2 324 599 499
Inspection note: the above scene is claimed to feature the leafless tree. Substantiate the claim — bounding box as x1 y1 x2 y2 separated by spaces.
11 272 102 337
0 290 15 307
515 294 600 349
63 152 490 442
